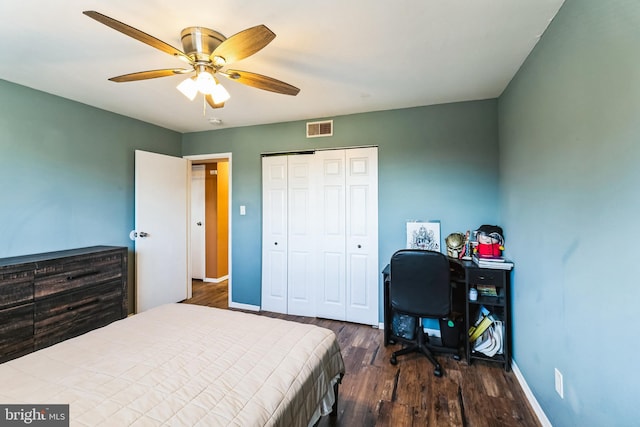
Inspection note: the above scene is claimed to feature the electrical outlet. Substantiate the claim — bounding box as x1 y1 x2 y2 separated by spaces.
555 368 564 399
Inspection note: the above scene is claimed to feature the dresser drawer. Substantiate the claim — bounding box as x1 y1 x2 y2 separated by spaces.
0 303 34 362
34 252 124 299
468 269 505 285
0 269 34 308
34 281 124 349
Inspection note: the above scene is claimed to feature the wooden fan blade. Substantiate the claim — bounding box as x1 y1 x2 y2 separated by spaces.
212 25 275 65
224 70 300 95
205 95 225 109
109 68 192 82
83 11 191 63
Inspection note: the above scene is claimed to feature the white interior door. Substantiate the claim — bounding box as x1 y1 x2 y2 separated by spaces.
345 147 379 325
190 165 205 280
315 150 347 321
287 154 317 316
261 155 288 313
135 150 189 313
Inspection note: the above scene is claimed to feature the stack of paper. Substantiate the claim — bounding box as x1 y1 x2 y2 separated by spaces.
472 255 514 270
474 320 504 357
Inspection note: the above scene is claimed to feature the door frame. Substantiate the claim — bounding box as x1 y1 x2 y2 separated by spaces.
190 164 206 281
184 152 233 307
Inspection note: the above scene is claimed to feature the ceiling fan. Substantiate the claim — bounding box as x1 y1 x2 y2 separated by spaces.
83 11 300 109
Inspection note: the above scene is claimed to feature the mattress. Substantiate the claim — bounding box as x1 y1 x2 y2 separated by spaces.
0 304 345 426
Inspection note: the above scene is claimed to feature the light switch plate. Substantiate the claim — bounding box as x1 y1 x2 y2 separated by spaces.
555 368 564 399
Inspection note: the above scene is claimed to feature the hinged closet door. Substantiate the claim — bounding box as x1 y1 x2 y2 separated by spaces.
286 154 317 317
315 150 347 321
261 156 288 313
345 147 379 326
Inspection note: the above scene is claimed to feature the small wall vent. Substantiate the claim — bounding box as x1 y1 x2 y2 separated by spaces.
306 120 333 138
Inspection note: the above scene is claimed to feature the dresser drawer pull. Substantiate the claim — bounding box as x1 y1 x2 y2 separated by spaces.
66 271 99 281
66 298 100 311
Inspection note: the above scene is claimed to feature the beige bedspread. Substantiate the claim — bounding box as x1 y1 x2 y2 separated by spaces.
0 304 345 426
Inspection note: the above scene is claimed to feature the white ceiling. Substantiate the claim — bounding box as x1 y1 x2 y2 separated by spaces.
0 1 564 133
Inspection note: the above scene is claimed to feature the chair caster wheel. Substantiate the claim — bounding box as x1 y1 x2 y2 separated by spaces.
434 368 443 377
390 356 397 365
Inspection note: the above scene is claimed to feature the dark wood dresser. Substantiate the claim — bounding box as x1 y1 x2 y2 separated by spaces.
0 246 128 363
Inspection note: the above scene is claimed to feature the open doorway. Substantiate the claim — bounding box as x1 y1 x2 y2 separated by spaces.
185 153 232 308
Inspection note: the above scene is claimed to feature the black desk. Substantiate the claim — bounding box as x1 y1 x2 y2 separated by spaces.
383 257 512 371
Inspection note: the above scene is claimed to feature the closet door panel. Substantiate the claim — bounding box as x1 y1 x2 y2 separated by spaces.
345 147 379 325
261 156 288 313
315 151 347 320
348 253 370 306
287 155 316 316
318 252 345 320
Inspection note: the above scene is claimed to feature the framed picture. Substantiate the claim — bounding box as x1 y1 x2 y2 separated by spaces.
406 221 441 251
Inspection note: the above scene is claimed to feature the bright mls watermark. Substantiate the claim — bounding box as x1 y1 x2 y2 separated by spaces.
0 405 68 426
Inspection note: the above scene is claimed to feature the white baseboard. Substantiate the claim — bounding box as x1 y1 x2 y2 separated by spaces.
228 301 260 311
203 275 229 283
512 360 552 427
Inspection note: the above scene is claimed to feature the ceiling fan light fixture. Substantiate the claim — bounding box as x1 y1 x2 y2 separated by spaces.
195 71 216 95
177 77 198 100
210 82 231 104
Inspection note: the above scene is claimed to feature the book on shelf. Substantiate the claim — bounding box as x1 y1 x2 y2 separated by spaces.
475 255 507 262
476 284 498 297
472 254 514 270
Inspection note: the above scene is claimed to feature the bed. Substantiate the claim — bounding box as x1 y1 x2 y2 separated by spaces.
0 304 345 426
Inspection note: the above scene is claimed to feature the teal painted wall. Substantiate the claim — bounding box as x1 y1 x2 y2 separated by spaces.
0 79 182 308
499 0 640 424
2 2 638 421
182 100 501 315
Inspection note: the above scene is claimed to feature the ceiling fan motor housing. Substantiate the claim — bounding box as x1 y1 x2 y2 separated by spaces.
181 27 226 62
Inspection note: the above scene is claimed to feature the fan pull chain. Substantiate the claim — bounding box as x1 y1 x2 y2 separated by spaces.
202 96 207 116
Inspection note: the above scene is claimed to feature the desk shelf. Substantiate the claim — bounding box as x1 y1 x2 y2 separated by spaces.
468 351 509 366
470 295 505 306
463 263 511 371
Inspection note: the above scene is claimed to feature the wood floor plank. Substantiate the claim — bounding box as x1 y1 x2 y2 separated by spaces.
376 400 414 427
184 280 541 427
426 380 463 427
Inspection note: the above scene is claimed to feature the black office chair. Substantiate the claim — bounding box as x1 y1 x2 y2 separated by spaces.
388 249 453 377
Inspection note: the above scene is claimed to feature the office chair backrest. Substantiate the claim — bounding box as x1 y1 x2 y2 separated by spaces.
389 249 451 318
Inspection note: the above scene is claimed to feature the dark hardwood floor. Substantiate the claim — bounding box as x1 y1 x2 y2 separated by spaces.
184 280 540 427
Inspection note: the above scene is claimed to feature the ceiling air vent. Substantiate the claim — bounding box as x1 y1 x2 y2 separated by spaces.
306 120 333 138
